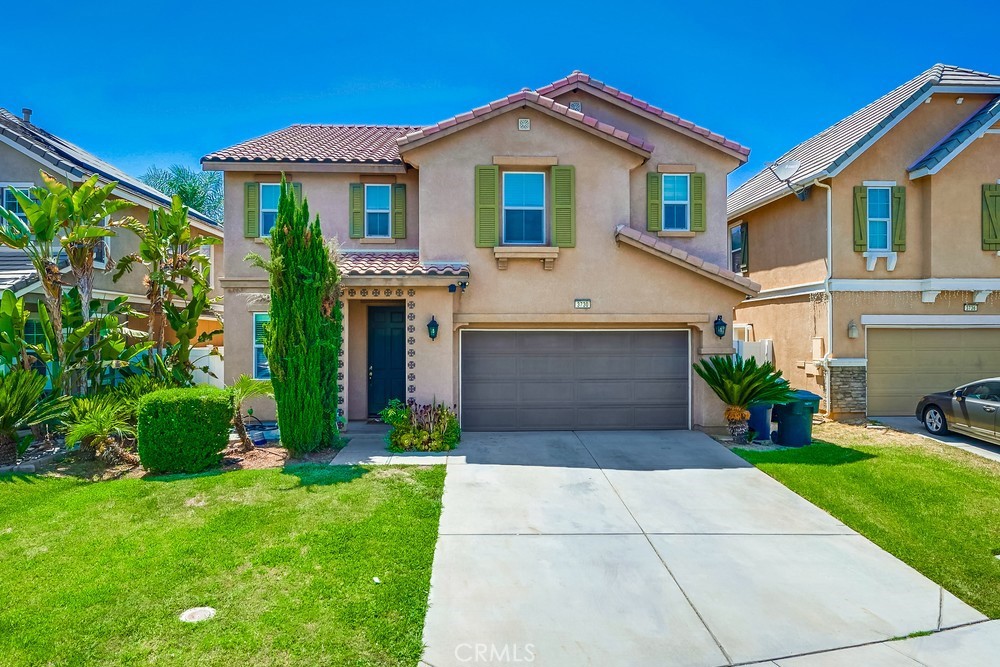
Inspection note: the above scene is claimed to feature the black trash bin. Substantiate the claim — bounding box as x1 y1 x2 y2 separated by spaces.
771 390 821 447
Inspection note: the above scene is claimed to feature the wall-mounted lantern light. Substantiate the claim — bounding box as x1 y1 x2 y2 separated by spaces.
427 315 439 341
847 320 859 339
713 315 728 339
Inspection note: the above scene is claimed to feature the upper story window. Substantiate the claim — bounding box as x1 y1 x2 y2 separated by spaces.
866 186 891 251
661 174 690 231
259 183 281 237
94 216 108 266
24 318 46 347
364 184 391 238
502 172 545 245
1 184 34 225
253 313 270 380
729 223 747 273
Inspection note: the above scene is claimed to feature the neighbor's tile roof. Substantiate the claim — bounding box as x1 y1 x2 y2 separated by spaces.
909 96 1000 176
203 125 422 165
537 71 750 158
0 108 217 227
339 251 469 277
396 89 654 155
614 225 759 295
727 65 1000 218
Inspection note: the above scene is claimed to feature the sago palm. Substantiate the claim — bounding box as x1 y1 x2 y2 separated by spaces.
693 355 794 443
0 370 69 466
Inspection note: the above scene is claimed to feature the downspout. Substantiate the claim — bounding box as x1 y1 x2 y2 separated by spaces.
809 179 834 414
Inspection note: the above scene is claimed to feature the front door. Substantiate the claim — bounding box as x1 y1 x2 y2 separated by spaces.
368 306 406 417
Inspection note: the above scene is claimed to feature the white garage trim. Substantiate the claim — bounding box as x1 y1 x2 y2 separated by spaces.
861 315 1000 327
458 328 692 430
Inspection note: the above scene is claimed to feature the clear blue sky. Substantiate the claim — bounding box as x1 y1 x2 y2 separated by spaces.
5 0 994 191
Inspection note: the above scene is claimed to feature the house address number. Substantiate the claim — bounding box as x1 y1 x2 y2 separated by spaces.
964 303 978 312
574 298 592 309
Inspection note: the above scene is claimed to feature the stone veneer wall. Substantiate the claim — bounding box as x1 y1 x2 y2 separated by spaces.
828 366 867 417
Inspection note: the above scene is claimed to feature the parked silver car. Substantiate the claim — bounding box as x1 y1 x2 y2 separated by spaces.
916 378 1000 446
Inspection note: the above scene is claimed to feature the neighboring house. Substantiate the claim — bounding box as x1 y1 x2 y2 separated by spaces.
727 64 1000 419
203 71 758 431
0 107 225 367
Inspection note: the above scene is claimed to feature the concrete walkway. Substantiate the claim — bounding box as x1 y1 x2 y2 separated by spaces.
874 415 1000 464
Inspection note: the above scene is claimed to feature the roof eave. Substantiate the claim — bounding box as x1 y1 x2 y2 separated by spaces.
727 172 830 220
201 159 408 174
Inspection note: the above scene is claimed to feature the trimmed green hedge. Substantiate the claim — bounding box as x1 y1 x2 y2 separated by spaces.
137 386 232 474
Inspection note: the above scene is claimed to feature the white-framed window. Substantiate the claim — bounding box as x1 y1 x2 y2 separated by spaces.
24 318 46 346
364 184 391 238
253 313 270 380
94 216 109 267
866 186 891 251
259 183 281 237
502 171 545 245
729 223 745 273
1 183 34 224
662 174 690 231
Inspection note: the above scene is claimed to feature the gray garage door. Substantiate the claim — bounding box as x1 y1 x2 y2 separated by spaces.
460 330 689 431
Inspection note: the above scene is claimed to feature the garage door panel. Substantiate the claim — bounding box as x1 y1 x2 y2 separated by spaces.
867 328 1000 416
461 330 689 431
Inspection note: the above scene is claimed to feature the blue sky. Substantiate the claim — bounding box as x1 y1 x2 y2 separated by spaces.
5 0 994 191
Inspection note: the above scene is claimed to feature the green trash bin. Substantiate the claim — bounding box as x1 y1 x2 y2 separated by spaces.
771 390 821 447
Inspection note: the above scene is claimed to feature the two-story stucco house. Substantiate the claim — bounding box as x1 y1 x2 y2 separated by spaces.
728 64 1000 419
0 107 225 366
204 71 759 431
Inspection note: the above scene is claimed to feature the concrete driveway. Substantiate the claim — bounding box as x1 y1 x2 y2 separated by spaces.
419 431 985 667
874 415 1000 464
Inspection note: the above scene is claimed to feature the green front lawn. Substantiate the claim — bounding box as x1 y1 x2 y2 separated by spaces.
0 464 446 666
736 423 1000 618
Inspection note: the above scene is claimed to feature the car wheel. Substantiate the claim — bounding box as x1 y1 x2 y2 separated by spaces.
923 406 948 435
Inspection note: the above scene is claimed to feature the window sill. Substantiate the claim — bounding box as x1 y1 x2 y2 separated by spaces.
658 230 696 238
254 237 269 245
493 246 559 270
360 237 396 245
862 250 897 272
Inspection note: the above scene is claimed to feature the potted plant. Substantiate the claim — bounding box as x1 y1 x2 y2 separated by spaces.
693 355 793 444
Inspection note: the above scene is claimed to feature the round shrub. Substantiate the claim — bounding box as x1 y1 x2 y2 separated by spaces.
137 386 233 474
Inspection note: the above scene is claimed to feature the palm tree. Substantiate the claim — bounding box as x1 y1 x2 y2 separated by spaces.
229 374 273 451
0 370 69 466
693 355 794 443
141 165 222 222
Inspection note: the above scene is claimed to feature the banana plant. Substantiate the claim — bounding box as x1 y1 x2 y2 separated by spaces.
162 270 222 385
0 290 32 373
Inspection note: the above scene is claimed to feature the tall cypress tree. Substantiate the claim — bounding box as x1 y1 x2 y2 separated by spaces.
247 177 339 454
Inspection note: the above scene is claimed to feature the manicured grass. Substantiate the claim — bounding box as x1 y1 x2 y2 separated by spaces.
736 423 1000 618
0 464 446 666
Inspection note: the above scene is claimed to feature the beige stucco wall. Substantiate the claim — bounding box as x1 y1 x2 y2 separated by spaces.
221 170 419 282
736 188 828 291
549 91 742 268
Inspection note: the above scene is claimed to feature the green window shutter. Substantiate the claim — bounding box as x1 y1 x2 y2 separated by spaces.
349 183 364 239
646 172 661 232
551 165 575 248
475 165 499 247
244 182 260 238
291 182 303 204
740 221 749 272
852 186 868 251
690 173 706 232
891 186 906 251
983 184 1000 251
391 183 407 239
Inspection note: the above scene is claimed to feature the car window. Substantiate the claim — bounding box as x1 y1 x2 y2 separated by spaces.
965 382 1000 401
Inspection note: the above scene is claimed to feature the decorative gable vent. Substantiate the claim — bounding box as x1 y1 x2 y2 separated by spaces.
568 101 583 112
517 118 530 131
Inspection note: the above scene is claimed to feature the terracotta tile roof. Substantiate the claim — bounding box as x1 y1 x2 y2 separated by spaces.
537 71 750 159
396 89 654 155
0 108 217 227
909 95 1000 177
728 64 1000 218
339 251 469 277
202 125 422 165
614 225 759 295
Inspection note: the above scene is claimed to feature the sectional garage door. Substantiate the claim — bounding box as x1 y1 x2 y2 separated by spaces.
460 330 689 431
867 328 1000 416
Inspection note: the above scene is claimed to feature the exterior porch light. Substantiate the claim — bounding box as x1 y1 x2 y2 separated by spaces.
427 315 439 341
713 315 727 339
847 320 859 339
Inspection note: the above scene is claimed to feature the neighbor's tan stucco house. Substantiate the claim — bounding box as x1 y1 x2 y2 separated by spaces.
727 64 1000 419
204 71 759 431
0 107 225 370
